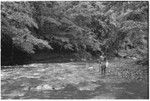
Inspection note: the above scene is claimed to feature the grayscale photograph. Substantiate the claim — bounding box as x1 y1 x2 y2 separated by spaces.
1 1 149 99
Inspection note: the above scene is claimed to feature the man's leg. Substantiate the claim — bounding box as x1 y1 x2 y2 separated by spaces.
101 67 104 74
104 67 106 75
99 63 101 72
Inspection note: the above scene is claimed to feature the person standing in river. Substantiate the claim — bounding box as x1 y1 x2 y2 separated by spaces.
98 55 108 75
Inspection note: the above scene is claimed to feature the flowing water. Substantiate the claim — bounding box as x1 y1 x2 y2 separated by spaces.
1 59 148 99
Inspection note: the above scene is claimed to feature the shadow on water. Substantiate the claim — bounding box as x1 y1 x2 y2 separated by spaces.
2 78 149 99
9 79 116 99
115 82 149 99
21 83 110 99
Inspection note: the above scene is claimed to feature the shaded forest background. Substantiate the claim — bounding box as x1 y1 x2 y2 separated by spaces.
1 1 148 65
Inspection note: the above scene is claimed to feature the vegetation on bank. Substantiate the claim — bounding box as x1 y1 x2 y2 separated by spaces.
1 1 148 65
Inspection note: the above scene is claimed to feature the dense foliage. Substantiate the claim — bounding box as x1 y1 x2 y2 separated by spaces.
1 1 148 65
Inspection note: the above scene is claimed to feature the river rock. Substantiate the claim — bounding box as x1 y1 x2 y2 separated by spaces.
35 84 53 91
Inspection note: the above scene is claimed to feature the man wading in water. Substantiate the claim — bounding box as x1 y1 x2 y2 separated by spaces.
98 55 108 75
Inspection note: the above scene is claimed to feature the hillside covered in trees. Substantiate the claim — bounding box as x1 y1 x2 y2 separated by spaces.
1 1 148 65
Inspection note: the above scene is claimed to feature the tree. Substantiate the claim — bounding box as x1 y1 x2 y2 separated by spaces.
1 2 52 64
1 1 148 65
1 2 52 54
